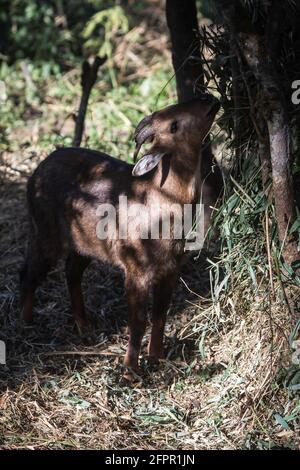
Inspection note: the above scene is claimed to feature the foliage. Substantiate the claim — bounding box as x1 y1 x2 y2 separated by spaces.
0 0 175 158
0 0 119 66
83 5 129 87
0 0 299 451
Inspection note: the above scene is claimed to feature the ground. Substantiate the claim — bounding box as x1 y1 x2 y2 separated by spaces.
0 124 298 450
0 1 299 450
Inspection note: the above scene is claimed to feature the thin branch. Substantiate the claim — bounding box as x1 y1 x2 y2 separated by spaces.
73 56 107 147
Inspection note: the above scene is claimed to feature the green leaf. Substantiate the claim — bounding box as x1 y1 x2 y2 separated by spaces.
289 217 300 233
274 413 290 430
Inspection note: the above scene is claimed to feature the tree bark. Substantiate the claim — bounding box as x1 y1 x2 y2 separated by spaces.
216 0 298 265
258 135 271 193
243 33 298 265
166 0 203 101
229 37 243 161
166 0 223 235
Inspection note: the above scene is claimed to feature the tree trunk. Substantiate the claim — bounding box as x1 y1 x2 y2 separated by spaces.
258 136 271 193
243 33 298 265
267 111 298 264
166 0 203 101
230 37 243 161
166 0 223 235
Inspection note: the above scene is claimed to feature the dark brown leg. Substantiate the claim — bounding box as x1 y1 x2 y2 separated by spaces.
148 274 177 359
21 290 35 324
124 276 150 373
20 246 52 324
65 252 91 333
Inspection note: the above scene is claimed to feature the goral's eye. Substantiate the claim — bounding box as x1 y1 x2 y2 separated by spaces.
170 121 178 133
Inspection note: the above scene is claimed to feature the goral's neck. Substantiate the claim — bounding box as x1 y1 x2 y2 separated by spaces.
152 151 202 205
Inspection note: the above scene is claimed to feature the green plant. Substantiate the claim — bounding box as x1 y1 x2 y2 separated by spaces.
82 5 129 87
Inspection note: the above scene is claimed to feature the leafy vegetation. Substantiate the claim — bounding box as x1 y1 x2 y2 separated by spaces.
0 0 299 450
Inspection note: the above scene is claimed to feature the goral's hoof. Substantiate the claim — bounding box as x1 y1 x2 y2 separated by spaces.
121 367 143 385
146 355 161 371
74 321 97 345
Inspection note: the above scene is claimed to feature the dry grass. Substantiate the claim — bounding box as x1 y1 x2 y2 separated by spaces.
0 149 299 449
0 0 299 450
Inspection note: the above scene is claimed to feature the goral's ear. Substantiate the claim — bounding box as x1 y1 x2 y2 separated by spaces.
132 150 165 177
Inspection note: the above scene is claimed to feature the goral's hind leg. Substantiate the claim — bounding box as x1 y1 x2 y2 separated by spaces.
65 252 91 334
20 242 53 324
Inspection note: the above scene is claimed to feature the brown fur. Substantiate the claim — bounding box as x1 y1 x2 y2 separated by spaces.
20 95 220 375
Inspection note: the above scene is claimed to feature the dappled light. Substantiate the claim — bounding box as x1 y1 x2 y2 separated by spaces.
0 0 299 452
